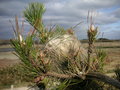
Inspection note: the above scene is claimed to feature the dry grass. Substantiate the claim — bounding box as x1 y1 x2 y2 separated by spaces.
82 41 120 76
82 41 120 48
0 59 20 68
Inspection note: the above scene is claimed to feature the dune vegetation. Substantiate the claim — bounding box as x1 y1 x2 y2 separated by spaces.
0 2 120 90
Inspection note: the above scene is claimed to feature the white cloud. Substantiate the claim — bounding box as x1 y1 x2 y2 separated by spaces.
43 0 120 26
0 0 120 39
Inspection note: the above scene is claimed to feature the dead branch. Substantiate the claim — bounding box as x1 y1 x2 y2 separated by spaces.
86 72 120 89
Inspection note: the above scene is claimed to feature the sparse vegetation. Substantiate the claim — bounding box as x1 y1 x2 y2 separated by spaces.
0 64 32 89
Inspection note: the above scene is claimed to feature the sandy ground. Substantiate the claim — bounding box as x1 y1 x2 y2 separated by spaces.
3 87 28 90
0 51 18 60
0 51 20 68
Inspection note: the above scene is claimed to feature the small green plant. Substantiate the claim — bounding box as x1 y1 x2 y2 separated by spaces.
9 2 120 90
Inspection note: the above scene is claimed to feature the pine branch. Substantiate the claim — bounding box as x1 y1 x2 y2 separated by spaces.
35 71 120 89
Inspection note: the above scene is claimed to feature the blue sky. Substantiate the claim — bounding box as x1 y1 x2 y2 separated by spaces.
0 0 120 40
